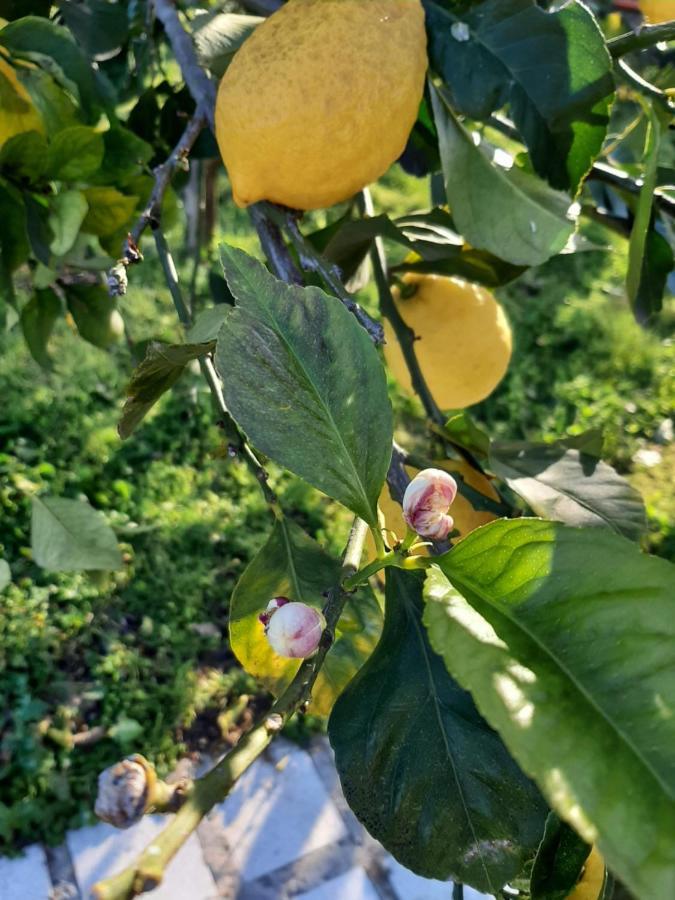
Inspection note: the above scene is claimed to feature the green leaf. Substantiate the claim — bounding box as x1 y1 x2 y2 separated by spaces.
48 190 88 257
14 65 79 136
215 246 393 525
0 130 48 182
65 283 119 348
444 412 490 459
489 440 646 541
0 16 101 121
193 12 261 78
229 517 382 716
431 87 575 267
82 187 138 237
530 812 591 900
329 567 548 892
56 0 129 59
424 0 614 193
633 227 674 327
425 518 675 900
20 287 61 369
0 0 51 18
45 126 104 181
118 341 215 440
31 494 123 571
186 306 230 344
108 716 144 746
91 128 153 186
0 559 10 593
0 176 28 271
24 192 52 266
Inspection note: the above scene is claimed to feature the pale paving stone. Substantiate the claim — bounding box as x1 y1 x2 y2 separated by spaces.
67 816 216 899
385 855 494 900
209 739 348 882
295 867 380 900
0 844 52 900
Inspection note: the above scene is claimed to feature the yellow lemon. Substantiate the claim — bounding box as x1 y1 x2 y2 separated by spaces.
640 1 675 23
0 55 44 148
567 847 606 900
215 0 427 210
384 273 512 410
366 460 499 559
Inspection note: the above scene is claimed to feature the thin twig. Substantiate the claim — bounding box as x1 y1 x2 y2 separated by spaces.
91 518 368 900
614 57 673 110
608 21 675 57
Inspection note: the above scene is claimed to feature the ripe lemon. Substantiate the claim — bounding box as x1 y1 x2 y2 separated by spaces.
215 0 427 210
384 273 512 410
366 460 499 559
567 847 605 900
0 55 44 148
640 1 675 23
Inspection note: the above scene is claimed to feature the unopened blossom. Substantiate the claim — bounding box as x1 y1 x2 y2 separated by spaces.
95 755 155 829
402 468 458 541
260 598 325 659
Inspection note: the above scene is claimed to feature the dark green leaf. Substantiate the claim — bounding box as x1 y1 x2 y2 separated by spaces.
424 0 614 193
0 0 51 18
14 65 79 136
20 287 61 369
431 86 574 267
426 519 675 900
0 177 29 271
65 283 119 348
193 12 261 78
48 190 88 257
90 127 153 186
229 517 382 716
215 246 392 525
56 0 129 58
186 306 229 344
530 812 590 900
0 130 48 182
330 568 547 891
24 192 53 266
632 226 673 327
489 439 646 541
82 186 138 237
118 341 214 439
0 559 10 592
31 495 123 571
45 126 104 181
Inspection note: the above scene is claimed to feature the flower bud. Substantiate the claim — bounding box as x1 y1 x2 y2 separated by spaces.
402 468 458 540
95 754 156 829
261 600 326 658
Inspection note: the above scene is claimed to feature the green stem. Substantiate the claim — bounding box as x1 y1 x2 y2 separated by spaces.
92 517 369 900
608 22 675 58
342 550 396 591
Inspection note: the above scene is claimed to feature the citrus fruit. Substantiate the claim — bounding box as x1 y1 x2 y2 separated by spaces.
366 460 499 559
215 0 427 210
0 55 44 148
640 1 675 23
384 273 512 409
567 847 605 900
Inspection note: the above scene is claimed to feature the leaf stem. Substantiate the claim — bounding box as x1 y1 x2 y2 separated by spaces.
608 21 675 57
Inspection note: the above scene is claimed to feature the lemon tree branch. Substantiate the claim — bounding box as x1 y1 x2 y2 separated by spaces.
608 21 675 57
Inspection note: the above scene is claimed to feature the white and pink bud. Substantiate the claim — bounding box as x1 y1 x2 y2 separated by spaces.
402 468 458 541
260 598 325 658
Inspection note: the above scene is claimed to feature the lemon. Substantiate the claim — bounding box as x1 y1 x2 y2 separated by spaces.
640 1 675 23
384 273 512 409
366 460 499 559
567 847 605 900
0 55 44 148
215 0 427 210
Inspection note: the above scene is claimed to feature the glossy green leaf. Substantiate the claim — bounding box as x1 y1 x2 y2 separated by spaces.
215 246 392 525
431 87 574 267
65 283 119 349
425 519 675 900
0 130 48 182
230 517 382 717
48 190 88 257
424 0 614 193
329 567 547 892
489 440 646 541
0 559 10 593
20 287 61 369
118 341 215 440
45 126 104 181
56 0 128 58
530 812 591 900
14 65 79 136
444 412 490 459
82 187 138 237
31 495 123 571
193 12 261 78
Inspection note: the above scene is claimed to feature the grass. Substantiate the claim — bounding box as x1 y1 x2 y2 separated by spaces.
0 166 673 849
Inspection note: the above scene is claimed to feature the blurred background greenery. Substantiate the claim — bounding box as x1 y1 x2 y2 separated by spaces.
1 167 673 852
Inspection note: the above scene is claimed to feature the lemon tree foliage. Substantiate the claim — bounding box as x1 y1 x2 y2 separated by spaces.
424 520 675 900
2 1 675 898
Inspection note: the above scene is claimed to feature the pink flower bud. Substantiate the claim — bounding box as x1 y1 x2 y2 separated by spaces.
261 600 326 658
402 468 458 540
258 596 291 627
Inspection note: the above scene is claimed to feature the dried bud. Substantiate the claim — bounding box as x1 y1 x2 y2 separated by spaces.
261 600 326 659
95 754 156 829
402 468 458 540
